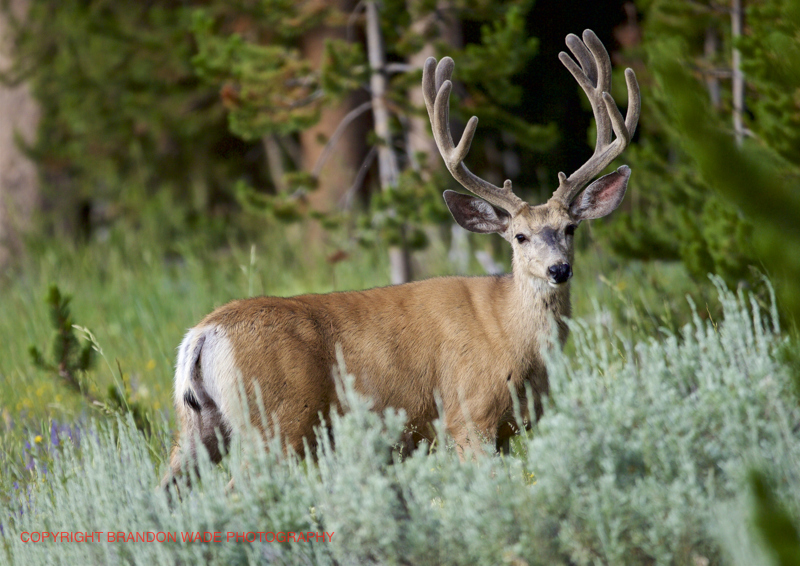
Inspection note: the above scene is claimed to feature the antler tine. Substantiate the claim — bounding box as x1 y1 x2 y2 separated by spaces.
624 68 641 137
551 30 641 205
422 57 526 215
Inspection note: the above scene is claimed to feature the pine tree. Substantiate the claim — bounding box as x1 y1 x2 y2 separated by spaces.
614 0 800 322
593 0 758 285
0 0 267 241
189 0 558 281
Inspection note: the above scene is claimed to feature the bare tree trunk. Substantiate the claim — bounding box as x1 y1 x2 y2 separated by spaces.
704 27 722 109
731 0 744 146
262 135 286 193
366 0 411 284
299 0 367 213
0 0 39 267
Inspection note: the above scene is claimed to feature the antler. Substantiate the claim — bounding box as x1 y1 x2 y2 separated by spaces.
550 30 641 205
422 57 526 215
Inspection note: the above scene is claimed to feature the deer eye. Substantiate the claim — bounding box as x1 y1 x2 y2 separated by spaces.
515 234 527 243
565 225 577 236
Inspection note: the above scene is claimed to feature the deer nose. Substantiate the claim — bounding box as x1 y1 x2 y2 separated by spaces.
548 263 572 284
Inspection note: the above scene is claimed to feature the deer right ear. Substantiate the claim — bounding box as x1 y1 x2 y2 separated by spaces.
443 190 510 234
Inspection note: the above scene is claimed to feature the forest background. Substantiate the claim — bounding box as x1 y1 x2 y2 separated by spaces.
0 1 799 564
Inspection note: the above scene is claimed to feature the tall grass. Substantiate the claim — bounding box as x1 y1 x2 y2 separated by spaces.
1 263 797 564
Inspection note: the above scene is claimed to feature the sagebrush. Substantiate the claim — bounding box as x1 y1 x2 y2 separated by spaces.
2 280 798 565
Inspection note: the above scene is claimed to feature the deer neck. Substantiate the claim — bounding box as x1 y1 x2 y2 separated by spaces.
502 272 571 362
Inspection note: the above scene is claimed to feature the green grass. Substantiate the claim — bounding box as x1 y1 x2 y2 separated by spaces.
0 223 396 495
0 225 388 419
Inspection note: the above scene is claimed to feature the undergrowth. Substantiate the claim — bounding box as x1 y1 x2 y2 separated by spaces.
1 276 797 565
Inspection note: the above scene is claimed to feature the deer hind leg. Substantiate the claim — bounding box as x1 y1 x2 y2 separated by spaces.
161 327 235 491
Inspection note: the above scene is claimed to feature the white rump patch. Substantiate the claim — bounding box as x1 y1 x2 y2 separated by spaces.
173 325 247 430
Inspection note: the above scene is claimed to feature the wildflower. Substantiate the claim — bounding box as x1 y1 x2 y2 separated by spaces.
146 359 156 371
34 435 42 444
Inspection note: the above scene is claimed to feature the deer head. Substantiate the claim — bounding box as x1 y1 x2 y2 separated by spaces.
422 30 640 288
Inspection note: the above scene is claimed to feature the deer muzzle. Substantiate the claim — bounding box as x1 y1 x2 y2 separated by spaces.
548 263 572 285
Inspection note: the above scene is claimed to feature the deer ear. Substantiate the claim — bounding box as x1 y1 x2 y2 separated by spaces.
443 190 510 234
569 165 630 220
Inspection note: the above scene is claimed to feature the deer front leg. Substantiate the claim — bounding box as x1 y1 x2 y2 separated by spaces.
446 410 498 461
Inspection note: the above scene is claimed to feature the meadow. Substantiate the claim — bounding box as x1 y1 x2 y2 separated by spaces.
0 223 797 565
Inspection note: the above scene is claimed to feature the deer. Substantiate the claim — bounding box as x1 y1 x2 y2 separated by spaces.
162 30 640 487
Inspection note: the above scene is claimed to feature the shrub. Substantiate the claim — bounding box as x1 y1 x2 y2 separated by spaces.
1 280 797 565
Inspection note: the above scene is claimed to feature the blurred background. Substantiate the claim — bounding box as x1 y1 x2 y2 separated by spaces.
0 0 794 287
1 0 798 297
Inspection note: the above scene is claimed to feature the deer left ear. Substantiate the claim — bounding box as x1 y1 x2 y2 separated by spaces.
569 165 630 220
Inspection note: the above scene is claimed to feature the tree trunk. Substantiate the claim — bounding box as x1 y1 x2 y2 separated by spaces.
406 3 467 273
365 0 412 284
0 0 39 267
731 0 744 146
704 26 721 109
299 0 367 213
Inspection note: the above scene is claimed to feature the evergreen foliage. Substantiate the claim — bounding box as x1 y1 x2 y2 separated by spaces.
644 0 800 324
595 0 800 316
1 0 564 258
738 0 800 162
190 4 345 141
28 285 95 400
27 285 153 437
0 0 265 236
594 0 755 285
189 0 558 248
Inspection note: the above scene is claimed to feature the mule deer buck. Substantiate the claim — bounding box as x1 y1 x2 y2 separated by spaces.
163 30 639 485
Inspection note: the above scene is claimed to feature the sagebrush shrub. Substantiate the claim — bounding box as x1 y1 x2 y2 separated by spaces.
2 279 797 565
